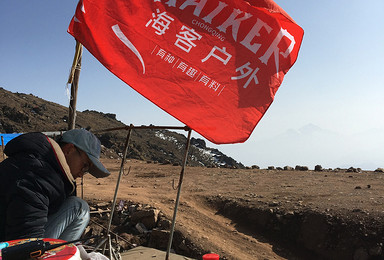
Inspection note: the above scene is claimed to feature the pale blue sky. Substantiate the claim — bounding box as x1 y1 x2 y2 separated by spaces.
1 1 383 169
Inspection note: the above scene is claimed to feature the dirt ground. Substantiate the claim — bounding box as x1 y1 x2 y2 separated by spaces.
2 88 382 258
81 158 384 260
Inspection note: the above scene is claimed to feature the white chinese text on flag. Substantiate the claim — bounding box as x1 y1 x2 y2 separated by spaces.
68 0 304 144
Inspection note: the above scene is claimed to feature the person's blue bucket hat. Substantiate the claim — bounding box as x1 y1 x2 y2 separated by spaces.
61 129 110 178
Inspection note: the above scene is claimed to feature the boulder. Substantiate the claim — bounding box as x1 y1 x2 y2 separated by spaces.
347 167 361 173
295 165 309 171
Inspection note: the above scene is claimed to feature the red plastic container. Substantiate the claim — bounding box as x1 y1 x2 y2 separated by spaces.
202 253 220 260
0 238 79 259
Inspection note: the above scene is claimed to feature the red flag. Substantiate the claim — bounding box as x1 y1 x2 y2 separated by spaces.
68 0 303 144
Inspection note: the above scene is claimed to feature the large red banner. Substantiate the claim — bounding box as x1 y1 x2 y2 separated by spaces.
68 0 303 144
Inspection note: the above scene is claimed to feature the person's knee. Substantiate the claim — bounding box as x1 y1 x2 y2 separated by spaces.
66 196 90 220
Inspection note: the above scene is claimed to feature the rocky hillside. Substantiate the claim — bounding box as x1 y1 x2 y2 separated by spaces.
0 87 244 168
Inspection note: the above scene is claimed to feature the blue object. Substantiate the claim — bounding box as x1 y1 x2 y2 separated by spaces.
0 133 22 146
0 242 9 250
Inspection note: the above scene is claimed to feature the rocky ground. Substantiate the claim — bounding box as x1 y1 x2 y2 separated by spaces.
1 87 384 259
79 158 384 260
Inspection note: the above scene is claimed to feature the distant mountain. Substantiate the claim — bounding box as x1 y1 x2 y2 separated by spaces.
0 87 244 168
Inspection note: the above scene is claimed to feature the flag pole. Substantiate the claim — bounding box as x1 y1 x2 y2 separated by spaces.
67 40 84 198
67 40 83 131
165 128 192 260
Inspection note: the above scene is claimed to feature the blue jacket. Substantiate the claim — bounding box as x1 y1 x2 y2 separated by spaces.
0 133 75 241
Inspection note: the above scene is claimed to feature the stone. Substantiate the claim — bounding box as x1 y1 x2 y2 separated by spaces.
295 165 309 171
158 219 172 230
131 208 160 229
148 228 170 250
135 223 148 234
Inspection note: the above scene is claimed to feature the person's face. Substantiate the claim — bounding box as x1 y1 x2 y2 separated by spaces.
63 144 92 179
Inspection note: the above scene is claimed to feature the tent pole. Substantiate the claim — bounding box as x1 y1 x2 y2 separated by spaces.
165 128 192 260
102 126 133 258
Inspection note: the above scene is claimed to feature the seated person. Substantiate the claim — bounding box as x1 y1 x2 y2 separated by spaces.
0 129 110 242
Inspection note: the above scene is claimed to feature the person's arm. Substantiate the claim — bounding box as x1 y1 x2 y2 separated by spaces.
5 179 49 240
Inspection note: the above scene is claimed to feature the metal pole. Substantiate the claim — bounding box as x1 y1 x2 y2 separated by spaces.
108 234 113 260
93 125 189 133
103 126 133 257
165 129 192 260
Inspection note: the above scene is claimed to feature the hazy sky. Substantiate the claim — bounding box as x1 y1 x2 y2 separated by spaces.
1 1 383 169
